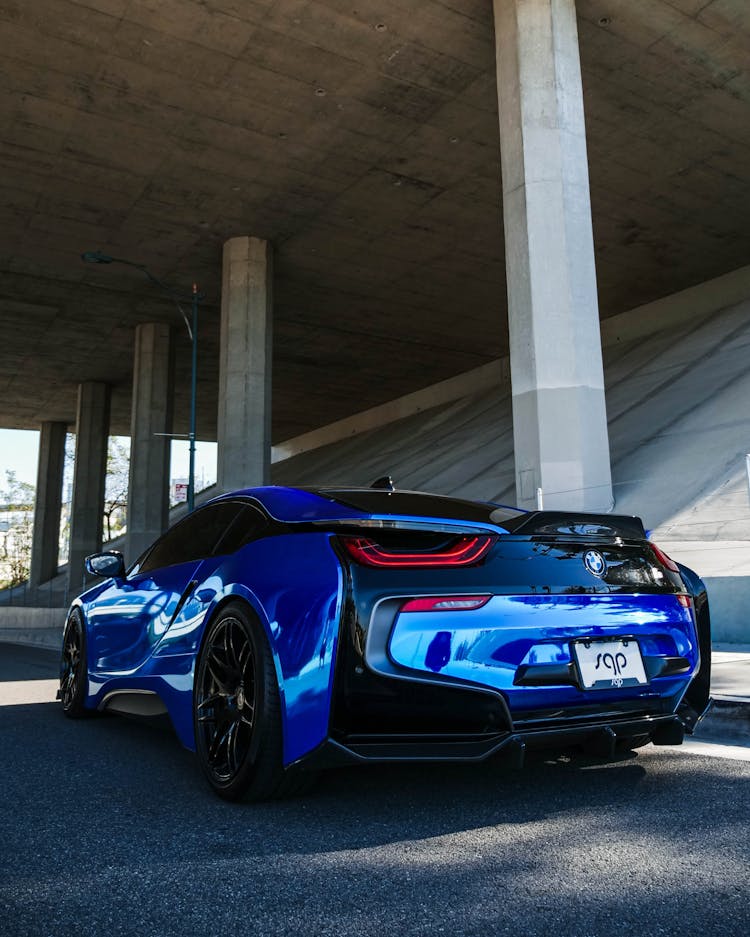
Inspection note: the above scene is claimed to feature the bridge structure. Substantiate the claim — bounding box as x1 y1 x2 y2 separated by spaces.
0 1 749 638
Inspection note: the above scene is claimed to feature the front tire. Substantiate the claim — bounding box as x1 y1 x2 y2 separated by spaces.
59 609 90 718
193 602 304 802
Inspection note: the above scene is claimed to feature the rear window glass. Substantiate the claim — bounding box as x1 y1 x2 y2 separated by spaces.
313 488 525 527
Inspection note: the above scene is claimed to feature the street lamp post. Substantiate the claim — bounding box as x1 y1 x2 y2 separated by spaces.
81 251 204 512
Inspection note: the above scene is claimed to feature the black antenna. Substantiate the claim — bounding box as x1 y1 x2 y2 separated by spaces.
370 475 395 491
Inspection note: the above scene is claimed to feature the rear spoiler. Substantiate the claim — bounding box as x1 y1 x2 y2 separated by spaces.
503 510 647 541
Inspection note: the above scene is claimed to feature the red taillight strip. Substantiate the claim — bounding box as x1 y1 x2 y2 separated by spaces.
400 595 492 613
650 543 680 572
339 534 496 568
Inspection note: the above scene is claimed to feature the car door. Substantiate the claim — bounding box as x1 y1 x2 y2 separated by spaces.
87 501 249 675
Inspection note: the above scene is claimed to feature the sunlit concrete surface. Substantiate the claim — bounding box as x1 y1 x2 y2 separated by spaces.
0 679 58 706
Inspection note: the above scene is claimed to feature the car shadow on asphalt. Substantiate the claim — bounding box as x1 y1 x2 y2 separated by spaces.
1 698 660 856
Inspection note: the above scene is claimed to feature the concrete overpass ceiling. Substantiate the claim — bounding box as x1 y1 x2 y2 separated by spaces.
0 0 748 438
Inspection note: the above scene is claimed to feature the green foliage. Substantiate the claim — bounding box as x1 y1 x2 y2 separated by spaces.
0 470 35 588
0 470 35 510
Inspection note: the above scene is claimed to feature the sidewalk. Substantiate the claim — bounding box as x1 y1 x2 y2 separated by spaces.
711 646 750 702
691 645 750 746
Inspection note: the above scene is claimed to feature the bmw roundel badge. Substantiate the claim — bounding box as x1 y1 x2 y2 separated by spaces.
583 549 607 577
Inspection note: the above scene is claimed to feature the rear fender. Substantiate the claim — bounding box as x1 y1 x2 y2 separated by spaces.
677 563 712 730
192 535 344 765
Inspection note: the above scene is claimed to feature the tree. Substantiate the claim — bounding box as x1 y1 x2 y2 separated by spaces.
103 437 130 542
0 470 34 511
0 470 35 588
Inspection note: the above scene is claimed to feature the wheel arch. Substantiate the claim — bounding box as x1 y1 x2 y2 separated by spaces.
192 588 289 748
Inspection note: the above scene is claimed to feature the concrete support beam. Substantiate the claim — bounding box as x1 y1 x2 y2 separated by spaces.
493 0 613 511
28 421 67 587
217 236 273 491
68 382 110 593
126 323 175 563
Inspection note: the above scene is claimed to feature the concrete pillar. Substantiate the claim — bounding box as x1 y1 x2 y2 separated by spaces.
217 236 273 491
493 0 613 511
126 323 175 563
68 382 110 592
28 421 67 587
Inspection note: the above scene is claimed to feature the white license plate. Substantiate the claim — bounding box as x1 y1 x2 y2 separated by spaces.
573 638 648 689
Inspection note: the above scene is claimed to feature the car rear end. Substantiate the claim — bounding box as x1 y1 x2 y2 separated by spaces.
302 490 711 767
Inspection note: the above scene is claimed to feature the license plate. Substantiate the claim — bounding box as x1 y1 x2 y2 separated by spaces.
572 638 648 689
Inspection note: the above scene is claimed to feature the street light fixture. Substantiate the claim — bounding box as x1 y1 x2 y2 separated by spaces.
81 250 204 513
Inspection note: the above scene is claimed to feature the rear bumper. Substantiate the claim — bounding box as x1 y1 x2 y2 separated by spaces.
321 588 709 769
298 709 696 770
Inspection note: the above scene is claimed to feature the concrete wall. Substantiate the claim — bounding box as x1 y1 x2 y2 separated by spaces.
0 607 66 649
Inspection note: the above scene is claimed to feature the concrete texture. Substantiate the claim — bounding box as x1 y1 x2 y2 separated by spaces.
0 607 65 649
0 1 748 444
493 0 612 512
28 420 66 587
67 381 110 594
126 322 174 562
217 236 273 491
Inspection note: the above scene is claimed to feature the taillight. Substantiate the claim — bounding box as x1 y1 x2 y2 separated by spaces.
400 595 491 612
650 543 680 572
676 594 693 609
339 534 496 568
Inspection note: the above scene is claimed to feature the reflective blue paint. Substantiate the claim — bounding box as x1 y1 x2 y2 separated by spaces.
213 486 368 522
387 593 699 710
86 560 202 673
78 530 342 765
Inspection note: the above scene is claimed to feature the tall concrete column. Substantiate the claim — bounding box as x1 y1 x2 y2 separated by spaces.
126 323 175 563
68 382 110 592
29 421 67 588
217 236 273 491
493 0 613 511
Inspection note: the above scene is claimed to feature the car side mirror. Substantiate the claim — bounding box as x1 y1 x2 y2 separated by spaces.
85 551 126 580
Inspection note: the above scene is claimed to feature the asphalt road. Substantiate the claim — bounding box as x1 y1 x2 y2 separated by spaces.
1 644 748 937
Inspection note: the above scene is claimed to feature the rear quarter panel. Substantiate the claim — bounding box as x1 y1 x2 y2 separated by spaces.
154 532 344 763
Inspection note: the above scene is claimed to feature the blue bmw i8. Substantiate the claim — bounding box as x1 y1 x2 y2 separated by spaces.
59 485 712 801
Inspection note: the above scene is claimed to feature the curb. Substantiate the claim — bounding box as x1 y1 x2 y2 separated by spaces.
693 697 750 745
0 629 62 651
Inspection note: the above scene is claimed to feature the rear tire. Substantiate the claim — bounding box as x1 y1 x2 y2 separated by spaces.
59 609 90 718
193 601 313 802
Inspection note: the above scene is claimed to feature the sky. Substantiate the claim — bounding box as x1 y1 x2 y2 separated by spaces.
0 428 217 491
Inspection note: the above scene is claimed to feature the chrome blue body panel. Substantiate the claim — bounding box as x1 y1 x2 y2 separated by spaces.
386 593 699 710
78 531 343 764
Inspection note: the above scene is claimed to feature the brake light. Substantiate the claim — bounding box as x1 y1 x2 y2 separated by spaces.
339 534 496 568
650 544 680 572
401 595 491 612
676 594 693 609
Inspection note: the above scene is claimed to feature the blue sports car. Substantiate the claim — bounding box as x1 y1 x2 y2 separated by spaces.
59 485 712 801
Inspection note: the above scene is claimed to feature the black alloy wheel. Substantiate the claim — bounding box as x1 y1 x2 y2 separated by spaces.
193 602 307 801
60 610 89 718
